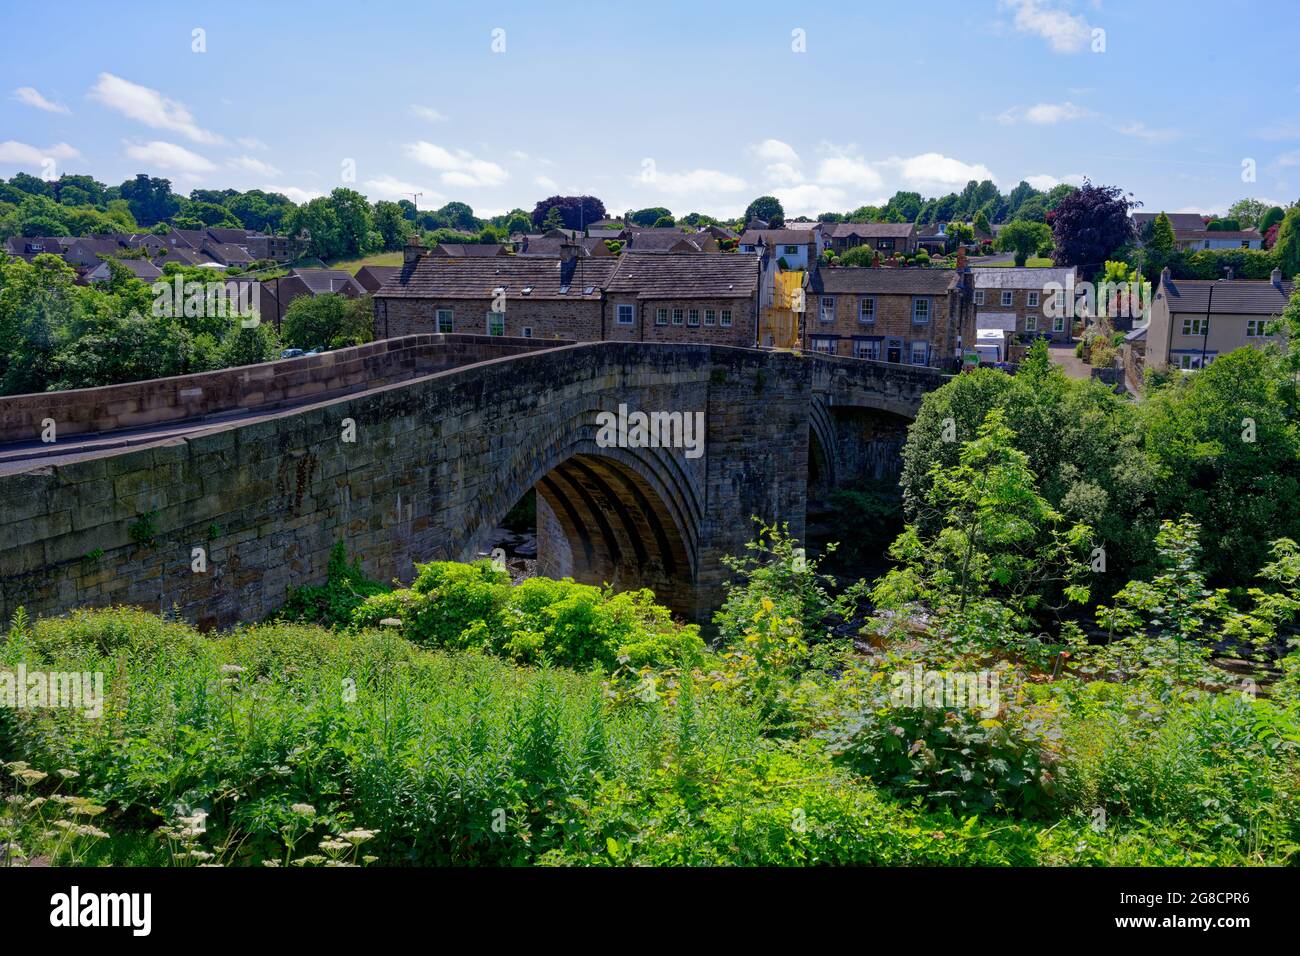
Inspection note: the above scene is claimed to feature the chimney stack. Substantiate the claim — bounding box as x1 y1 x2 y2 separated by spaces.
559 240 580 265
1159 265 1171 287
403 234 425 266
1272 266 1283 288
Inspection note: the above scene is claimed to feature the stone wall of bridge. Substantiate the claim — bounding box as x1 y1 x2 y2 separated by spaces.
0 343 874 628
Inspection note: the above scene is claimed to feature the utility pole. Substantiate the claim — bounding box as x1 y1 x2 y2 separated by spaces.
410 192 423 213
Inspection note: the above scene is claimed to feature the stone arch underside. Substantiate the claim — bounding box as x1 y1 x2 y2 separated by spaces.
460 413 704 620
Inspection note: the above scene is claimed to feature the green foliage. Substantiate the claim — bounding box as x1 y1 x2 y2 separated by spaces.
280 292 374 350
277 541 388 628
743 195 785 227
996 220 1052 266
352 560 703 671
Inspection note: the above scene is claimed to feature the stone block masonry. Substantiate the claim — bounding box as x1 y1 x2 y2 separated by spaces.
0 340 944 629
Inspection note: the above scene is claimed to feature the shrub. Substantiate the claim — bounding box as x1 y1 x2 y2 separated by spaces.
278 541 388 628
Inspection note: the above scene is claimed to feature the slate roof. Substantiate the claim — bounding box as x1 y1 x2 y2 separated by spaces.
375 255 617 300
624 230 714 253
1133 212 1206 231
354 265 400 292
517 236 608 256
604 252 758 298
91 258 164 280
291 269 366 296
434 243 509 257
739 229 818 245
809 267 957 295
829 222 917 239
972 267 1077 290
1159 277 1295 314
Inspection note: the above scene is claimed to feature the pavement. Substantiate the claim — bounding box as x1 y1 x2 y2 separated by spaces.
1048 341 1092 380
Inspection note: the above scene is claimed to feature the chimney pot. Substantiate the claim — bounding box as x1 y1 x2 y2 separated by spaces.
1272 266 1283 286
403 235 425 266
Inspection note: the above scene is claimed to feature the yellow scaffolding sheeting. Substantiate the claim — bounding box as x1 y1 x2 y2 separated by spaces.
760 270 804 349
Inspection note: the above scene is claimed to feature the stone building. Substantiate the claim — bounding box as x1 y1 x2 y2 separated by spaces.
805 266 972 368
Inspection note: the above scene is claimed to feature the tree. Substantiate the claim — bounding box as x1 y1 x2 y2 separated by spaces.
1148 212 1177 257
1049 181 1136 269
628 207 671 228
743 196 785 227
285 199 344 260
1274 206 1300 280
529 195 606 231
973 210 992 236
281 293 374 350
327 188 375 258
1258 205 1286 236
652 214 676 228
373 201 411 251
542 206 565 231
118 175 180 226
996 220 1052 266
1227 198 1269 229
946 221 975 246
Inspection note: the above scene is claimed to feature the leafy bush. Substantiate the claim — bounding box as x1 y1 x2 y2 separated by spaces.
277 541 388 628
353 559 702 670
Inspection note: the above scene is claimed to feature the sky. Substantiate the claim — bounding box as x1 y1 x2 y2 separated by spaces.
1 0 1298 221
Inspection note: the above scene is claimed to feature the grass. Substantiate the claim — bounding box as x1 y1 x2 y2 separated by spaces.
321 252 403 273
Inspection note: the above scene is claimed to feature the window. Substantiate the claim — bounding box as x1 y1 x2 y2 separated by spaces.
820 296 835 322
720 309 733 327
1001 291 1014 307
1025 314 1038 331
1054 290 1065 310
522 327 533 338
910 341 929 366
783 245 799 255
1027 291 1039 307
1052 315 1065 333
616 304 634 325
487 312 505 336
1181 317 1208 336
877 238 895 251
436 309 454 333
688 309 700 327
670 308 684 325
704 308 716 326
1177 353 1213 370
858 297 876 324
655 308 668 326
810 337 837 354
1247 318 1270 337
853 339 880 360
912 297 930 324
974 290 985 306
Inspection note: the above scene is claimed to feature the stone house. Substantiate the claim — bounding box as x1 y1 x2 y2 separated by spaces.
1144 267 1293 371
804 266 972 368
972 267 1079 343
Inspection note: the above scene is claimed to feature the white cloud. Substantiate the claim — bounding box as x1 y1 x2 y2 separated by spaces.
0 140 80 166
998 101 1095 125
405 141 509 187
13 86 70 114
535 175 559 190
751 138 801 166
89 73 221 144
763 162 804 186
636 160 747 194
363 174 442 202
1001 0 1093 54
228 155 281 177
773 183 850 217
264 184 323 203
886 152 998 190
1024 172 1087 191
237 136 269 151
124 140 215 174
815 154 885 191
410 104 447 122
1112 121 1180 143
1255 118 1300 141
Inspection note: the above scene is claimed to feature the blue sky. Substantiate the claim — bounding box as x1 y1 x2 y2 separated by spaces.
2 0 1298 220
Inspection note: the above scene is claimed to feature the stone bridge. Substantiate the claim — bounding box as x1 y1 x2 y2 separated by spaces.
0 335 944 628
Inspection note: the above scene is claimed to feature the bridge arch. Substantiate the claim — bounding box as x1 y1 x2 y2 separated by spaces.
461 410 704 618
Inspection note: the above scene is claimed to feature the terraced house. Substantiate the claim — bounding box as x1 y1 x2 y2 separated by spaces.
371 241 758 346
805 267 973 368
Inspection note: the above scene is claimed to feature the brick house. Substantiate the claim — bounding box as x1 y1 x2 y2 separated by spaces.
972 267 1079 344
1144 266 1293 371
602 252 759 346
804 267 972 367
